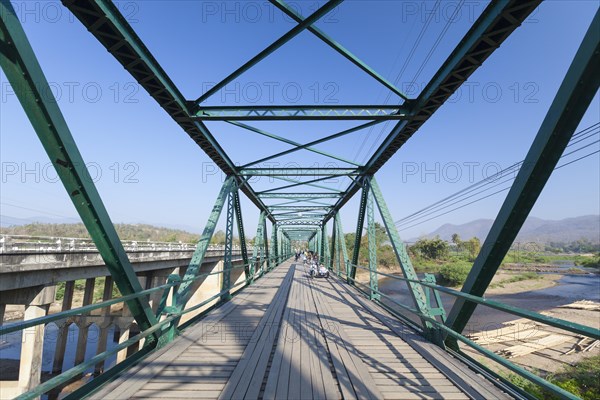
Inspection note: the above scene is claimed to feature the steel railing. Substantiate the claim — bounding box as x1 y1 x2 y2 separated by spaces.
0 252 292 400
329 261 598 400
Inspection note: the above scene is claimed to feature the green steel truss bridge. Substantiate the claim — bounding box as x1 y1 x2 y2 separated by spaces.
1 0 598 399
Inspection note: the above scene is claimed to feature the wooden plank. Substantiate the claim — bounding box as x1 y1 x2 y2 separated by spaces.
301 265 340 400
91 263 292 400
498 334 572 358
143 382 226 391
131 390 221 398
328 276 512 400
287 270 303 400
262 276 295 400
310 277 382 400
299 270 313 400
244 267 294 399
218 265 294 399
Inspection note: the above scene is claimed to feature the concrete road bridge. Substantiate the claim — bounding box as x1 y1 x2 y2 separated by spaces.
0 1 598 399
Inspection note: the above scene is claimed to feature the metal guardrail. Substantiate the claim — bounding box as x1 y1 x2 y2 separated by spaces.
0 253 292 400
0 234 247 254
331 261 599 400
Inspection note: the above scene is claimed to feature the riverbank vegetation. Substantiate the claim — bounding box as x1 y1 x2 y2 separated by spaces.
507 355 600 400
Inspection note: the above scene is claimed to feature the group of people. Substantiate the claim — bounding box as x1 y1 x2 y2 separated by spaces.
294 250 329 278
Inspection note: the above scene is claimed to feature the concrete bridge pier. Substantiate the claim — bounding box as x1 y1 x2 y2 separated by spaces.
0 285 55 398
52 281 75 374
74 279 95 367
94 277 114 374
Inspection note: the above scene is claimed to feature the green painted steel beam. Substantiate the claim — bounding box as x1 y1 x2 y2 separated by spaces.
262 215 270 271
251 211 267 281
195 105 410 120
175 177 235 309
228 122 360 166
258 176 344 194
370 177 436 333
367 190 379 300
267 198 334 207
258 193 342 199
351 181 369 280
221 191 235 300
271 222 278 270
195 0 343 103
267 176 344 193
329 214 337 271
62 0 274 223
234 190 250 269
269 206 331 210
239 168 360 176
242 121 379 168
446 9 600 339
335 212 350 278
273 212 326 217
0 0 159 338
277 220 322 226
269 0 409 101
323 0 542 224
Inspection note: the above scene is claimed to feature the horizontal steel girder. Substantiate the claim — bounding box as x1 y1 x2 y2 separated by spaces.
268 205 331 210
446 8 600 337
276 220 323 226
323 0 543 223
239 168 359 176
194 105 411 120
0 0 160 337
62 0 274 223
258 193 342 199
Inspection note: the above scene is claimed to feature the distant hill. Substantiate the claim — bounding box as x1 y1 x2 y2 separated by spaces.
0 222 201 243
409 215 600 244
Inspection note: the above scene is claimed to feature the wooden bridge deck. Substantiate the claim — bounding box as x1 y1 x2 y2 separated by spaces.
93 262 511 400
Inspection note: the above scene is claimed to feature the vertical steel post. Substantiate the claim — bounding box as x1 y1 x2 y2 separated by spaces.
351 182 369 281
367 189 379 300
221 191 235 301
330 216 337 272
445 10 600 343
335 213 350 279
271 222 278 269
0 1 159 340
262 216 269 271
251 211 266 281
233 190 250 277
370 178 436 335
325 226 331 266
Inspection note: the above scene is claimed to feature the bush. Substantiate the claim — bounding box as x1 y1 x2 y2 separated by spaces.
411 237 449 260
439 263 471 286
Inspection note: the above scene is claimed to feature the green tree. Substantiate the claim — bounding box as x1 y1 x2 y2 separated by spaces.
411 236 449 260
465 237 481 261
451 233 461 245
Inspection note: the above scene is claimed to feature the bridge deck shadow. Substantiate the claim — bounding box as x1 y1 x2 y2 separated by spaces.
89 262 512 400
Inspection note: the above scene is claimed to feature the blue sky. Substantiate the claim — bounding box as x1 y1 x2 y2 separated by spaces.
1 0 599 240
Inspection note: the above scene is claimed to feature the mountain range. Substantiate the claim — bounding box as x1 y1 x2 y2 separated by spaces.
409 215 599 244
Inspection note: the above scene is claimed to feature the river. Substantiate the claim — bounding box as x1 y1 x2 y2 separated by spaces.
378 272 600 332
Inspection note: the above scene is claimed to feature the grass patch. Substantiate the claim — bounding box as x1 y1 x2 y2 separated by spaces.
489 272 542 289
505 355 600 399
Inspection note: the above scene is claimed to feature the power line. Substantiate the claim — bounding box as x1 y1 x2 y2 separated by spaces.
393 123 599 230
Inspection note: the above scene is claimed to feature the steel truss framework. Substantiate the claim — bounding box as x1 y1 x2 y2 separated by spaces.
2 0 599 399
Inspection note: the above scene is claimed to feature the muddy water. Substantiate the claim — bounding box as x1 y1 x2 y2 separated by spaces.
378 272 600 331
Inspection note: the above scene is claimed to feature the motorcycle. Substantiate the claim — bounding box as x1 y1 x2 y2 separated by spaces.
309 264 329 278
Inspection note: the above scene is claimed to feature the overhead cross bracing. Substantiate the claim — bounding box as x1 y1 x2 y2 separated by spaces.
2 0 599 399
59 0 545 228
